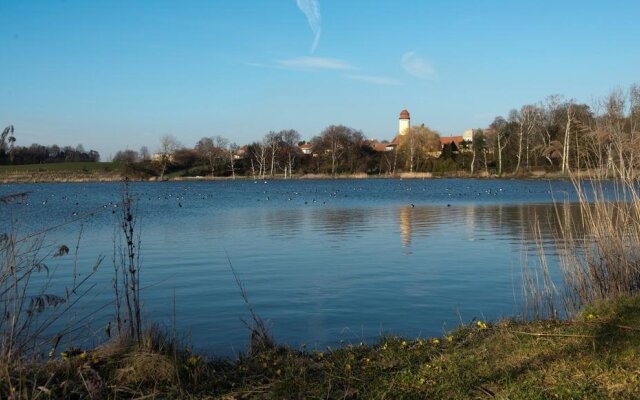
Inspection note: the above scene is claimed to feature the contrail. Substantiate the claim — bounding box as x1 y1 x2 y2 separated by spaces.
296 0 321 53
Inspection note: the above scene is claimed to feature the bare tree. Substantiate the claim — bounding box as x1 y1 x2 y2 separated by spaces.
195 136 228 175
490 117 510 175
470 129 487 175
379 151 395 175
577 86 639 177
397 125 440 172
228 142 238 179
113 149 139 163
561 101 575 174
0 125 15 163
399 127 419 173
249 141 268 179
263 132 281 177
158 135 181 180
195 137 216 174
280 129 301 178
212 136 229 172
514 105 542 173
537 95 562 167
313 125 354 177
469 129 481 174
606 90 629 176
139 145 150 161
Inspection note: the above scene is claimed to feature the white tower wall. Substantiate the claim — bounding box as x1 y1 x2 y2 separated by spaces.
399 118 410 135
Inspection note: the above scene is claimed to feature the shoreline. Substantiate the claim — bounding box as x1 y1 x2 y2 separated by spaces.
5 294 639 398
0 170 587 184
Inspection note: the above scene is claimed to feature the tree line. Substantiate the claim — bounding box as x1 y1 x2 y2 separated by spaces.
140 84 637 178
472 84 639 177
122 125 451 179
4 83 638 177
0 126 100 165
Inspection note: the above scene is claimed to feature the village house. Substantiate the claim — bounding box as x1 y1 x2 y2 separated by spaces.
299 142 313 155
234 145 249 160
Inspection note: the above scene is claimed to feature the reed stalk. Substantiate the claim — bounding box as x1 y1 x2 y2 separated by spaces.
526 86 640 317
0 193 100 363
113 178 143 342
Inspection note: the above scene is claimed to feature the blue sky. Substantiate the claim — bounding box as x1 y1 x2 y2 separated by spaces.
1 1 639 159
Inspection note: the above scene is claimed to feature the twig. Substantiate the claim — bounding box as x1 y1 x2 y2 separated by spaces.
613 324 640 332
475 385 496 398
562 320 640 331
225 250 273 352
510 330 596 338
78 370 95 400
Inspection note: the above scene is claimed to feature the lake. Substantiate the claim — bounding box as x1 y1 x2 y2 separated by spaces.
0 179 587 356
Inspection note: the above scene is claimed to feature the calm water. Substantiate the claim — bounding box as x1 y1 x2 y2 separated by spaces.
1 179 588 355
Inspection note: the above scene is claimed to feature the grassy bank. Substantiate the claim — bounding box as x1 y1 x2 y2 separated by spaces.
3 295 639 399
0 162 125 183
0 161 587 183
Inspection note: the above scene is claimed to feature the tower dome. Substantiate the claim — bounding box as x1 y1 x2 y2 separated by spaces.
399 109 410 119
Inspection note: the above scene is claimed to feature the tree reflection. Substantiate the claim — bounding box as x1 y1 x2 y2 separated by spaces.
396 202 588 253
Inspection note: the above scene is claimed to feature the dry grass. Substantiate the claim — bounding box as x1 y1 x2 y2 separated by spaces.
556 177 640 312
115 351 176 385
522 105 640 317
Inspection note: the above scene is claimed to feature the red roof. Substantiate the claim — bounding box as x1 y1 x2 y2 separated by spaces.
373 143 392 152
439 136 464 146
399 109 410 119
300 143 312 149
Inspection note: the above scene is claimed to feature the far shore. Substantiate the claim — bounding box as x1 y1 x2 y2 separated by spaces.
0 166 599 184
0 172 589 184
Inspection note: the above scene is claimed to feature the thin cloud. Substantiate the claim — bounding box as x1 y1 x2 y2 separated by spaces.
276 56 353 70
346 74 401 86
296 0 321 53
401 52 436 79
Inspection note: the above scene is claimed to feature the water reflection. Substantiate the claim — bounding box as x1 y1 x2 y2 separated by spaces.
256 202 586 256
399 206 412 247
263 209 304 238
183 199 596 260
398 206 450 247
394 202 586 254
312 208 373 237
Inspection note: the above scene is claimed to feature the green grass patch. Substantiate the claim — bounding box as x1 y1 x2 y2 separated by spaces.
0 162 130 182
3 295 640 399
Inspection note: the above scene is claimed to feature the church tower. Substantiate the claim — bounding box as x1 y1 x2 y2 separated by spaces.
399 109 410 135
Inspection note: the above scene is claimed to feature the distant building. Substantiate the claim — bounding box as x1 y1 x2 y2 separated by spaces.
366 109 474 155
300 143 313 155
151 153 175 162
439 136 465 149
463 129 474 142
373 109 412 152
364 140 395 152
398 109 410 136
234 145 249 160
